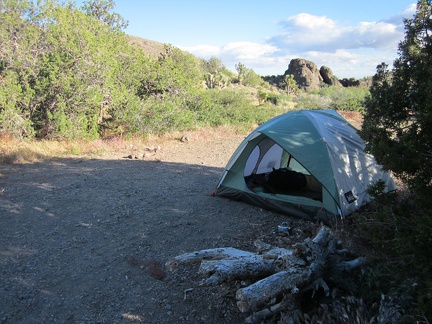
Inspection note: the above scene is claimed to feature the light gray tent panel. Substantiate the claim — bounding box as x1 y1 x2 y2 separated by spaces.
216 110 396 222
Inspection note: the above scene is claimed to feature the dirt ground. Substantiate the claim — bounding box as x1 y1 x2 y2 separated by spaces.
0 131 322 323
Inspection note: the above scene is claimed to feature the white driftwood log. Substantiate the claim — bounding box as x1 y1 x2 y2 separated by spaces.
236 269 310 312
198 258 275 286
166 247 257 271
166 225 365 321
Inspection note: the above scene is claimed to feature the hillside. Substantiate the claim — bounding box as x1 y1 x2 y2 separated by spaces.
128 35 165 57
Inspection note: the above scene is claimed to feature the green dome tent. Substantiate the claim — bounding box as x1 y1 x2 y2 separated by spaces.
216 110 396 222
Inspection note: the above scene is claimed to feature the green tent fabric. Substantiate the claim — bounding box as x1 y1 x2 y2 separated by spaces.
216 110 396 222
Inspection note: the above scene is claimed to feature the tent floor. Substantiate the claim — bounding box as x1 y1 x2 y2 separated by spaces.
245 174 322 202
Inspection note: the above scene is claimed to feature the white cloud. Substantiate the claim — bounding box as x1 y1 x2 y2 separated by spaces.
286 13 337 31
179 42 279 61
178 5 416 78
385 3 416 25
179 42 281 73
304 50 381 78
222 42 279 60
404 3 417 15
272 12 405 52
178 45 221 57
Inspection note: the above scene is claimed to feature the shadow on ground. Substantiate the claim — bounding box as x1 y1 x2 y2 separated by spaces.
0 157 295 323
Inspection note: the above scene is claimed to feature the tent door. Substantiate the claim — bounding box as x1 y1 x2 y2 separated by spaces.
244 139 323 202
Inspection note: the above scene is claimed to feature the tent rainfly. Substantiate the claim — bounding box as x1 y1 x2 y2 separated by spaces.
216 110 396 222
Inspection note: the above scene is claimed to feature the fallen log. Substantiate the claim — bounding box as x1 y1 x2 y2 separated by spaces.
166 247 257 271
166 225 365 321
236 268 310 312
198 258 275 286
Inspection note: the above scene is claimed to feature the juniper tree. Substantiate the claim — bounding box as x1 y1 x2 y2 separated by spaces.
361 0 432 195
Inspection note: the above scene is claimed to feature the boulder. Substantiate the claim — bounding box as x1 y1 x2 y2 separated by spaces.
339 78 361 87
320 66 342 87
285 58 323 92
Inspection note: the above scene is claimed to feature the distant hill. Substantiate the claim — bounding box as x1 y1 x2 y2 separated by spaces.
128 35 165 57
127 35 370 86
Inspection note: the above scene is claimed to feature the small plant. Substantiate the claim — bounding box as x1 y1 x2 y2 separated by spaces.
366 179 387 199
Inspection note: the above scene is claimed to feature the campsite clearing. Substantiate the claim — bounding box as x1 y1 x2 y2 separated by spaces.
1 111 381 323
0 130 322 323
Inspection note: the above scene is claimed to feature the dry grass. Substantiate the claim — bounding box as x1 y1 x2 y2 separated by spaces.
0 113 362 166
0 126 246 165
0 136 107 164
128 35 165 57
337 110 364 130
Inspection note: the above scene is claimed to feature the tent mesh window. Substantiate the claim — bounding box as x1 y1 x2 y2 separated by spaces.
244 141 322 201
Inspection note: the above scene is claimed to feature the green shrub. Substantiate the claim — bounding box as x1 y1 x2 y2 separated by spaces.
196 88 284 129
295 93 332 110
294 86 369 112
242 69 265 87
352 190 432 319
320 86 369 112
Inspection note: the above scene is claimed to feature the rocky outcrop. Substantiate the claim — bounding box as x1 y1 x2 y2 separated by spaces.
339 78 361 87
284 59 346 91
285 58 323 92
320 66 342 87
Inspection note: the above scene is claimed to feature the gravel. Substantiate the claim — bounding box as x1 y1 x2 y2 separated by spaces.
0 134 317 323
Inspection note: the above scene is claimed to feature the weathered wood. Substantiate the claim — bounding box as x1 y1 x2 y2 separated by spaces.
166 247 256 271
312 225 332 245
166 225 366 319
236 269 310 312
245 301 285 324
198 258 275 286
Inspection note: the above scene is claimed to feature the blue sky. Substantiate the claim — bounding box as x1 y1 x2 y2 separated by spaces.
105 1 416 79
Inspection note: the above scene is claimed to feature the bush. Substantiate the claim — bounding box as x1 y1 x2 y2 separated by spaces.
198 88 282 127
242 69 265 87
352 189 432 319
294 86 369 112
295 93 332 110
320 86 369 112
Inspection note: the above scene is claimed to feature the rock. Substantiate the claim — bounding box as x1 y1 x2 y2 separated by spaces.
339 78 361 87
320 66 342 87
285 58 323 92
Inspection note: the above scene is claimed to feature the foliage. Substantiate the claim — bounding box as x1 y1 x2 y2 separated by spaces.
235 62 246 84
241 68 265 87
294 86 368 111
361 0 432 195
197 88 284 130
352 190 432 319
319 86 368 112
0 0 40 137
234 62 264 86
201 56 232 89
257 88 293 107
0 72 35 137
0 0 149 139
81 0 129 32
356 0 432 319
279 74 298 95
295 93 332 110
0 0 370 142
0 0 287 139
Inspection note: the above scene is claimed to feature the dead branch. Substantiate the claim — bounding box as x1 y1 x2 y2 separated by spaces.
166 225 365 321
